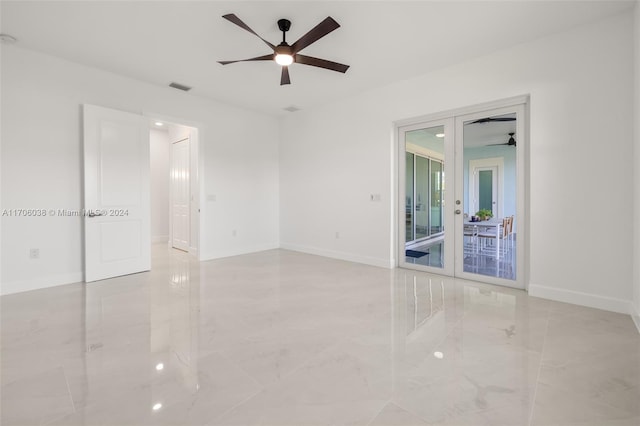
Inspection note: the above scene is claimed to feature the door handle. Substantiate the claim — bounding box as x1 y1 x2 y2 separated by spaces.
455 209 461 215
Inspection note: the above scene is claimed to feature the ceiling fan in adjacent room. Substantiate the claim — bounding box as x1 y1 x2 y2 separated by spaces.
469 116 516 124
218 14 350 86
488 132 517 147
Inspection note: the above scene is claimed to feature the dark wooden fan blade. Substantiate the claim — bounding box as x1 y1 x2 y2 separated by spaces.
470 117 516 124
222 14 275 50
291 17 340 53
280 66 291 85
295 54 349 73
218 54 274 65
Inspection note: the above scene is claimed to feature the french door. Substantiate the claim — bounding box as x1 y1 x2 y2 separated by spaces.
398 100 526 289
399 118 455 277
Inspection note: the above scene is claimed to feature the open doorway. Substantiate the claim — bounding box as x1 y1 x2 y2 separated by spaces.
82 104 202 282
150 120 199 255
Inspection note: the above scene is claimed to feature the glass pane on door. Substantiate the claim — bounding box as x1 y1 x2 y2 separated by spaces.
478 170 493 212
404 125 445 269
462 113 516 280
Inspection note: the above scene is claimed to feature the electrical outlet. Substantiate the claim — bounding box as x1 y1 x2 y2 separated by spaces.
29 248 39 259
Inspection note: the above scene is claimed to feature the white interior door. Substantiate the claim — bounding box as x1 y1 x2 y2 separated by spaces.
171 138 190 251
83 104 150 282
472 165 498 216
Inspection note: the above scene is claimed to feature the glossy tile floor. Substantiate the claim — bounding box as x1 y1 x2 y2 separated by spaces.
406 239 517 280
2 246 640 426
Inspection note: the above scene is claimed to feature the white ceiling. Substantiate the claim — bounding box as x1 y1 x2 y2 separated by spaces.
1 1 634 116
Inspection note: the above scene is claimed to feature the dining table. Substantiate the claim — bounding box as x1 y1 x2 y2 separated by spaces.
463 219 502 259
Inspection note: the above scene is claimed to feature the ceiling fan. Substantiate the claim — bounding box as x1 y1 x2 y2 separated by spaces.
469 117 516 124
218 14 350 85
488 132 517 147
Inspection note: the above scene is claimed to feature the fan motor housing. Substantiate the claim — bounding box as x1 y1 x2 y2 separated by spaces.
275 44 293 55
278 19 291 32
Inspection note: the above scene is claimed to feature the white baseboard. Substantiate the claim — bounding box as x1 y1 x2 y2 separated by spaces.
152 235 169 243
280 242 394 269
528 283 631 315
200 243 280 262
1 272 84 296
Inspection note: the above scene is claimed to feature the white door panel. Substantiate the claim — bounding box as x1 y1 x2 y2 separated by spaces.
171 138 190 252
84 104 150 282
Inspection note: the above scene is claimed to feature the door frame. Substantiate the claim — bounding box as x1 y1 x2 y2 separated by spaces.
393 95 529 290
469 158 503 218
145 111 204 260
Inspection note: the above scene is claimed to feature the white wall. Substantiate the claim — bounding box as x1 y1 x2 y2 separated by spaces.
633 0 640 330
150 128 170 243
280 13 635 312
1 45 280 295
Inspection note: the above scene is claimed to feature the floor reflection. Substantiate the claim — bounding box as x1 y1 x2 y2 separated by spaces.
1 248 638 426
391 270 535 425
405 239 517 280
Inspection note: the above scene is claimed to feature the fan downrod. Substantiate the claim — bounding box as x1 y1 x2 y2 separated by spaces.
278 19 291 44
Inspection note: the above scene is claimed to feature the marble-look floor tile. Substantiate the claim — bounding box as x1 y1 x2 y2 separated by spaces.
2 246 640 426
368 402 429 426
1 366 75 425
212 336 393 425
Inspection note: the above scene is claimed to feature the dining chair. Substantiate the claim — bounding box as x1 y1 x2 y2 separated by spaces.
506 215 514 251
477 217 510 257
463 224 479 254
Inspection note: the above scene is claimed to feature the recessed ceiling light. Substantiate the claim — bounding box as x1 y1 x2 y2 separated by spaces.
155 363 164 371
154 122 164 127
436 133 445 138
434 351 444 359
152 403 162 411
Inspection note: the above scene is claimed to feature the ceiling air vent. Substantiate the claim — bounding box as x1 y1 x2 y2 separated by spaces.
283 105 300 113
169 82 192 92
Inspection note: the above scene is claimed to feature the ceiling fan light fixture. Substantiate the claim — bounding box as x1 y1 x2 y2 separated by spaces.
219 14 349 85
275 54 293 66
